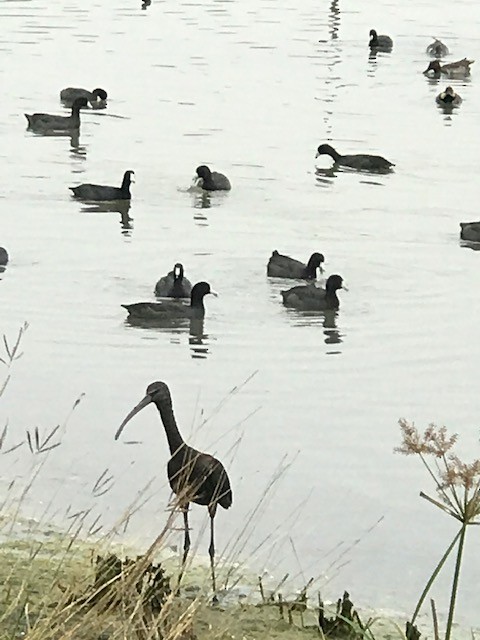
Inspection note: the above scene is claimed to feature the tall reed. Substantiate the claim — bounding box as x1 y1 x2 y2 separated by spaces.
396 419 480 640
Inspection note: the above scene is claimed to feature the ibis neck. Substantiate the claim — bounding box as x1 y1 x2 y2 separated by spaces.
158 402 184 454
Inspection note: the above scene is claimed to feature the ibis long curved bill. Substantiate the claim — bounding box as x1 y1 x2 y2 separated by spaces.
115 394 152 440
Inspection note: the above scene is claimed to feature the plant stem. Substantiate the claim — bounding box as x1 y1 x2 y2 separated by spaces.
430 598 439 640
419 454 456 512
445 524 468 640
410 529 462 625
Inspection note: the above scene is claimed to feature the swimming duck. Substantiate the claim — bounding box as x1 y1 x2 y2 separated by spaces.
123 282 216 320
195 165 231 191
426 38 449 57
369 29 393 50
0 247 8 266
282 275 345 311
436 86 462 106
25 97 89 131
60 87 108 109
155 263 193 298
69 170 134 201
316 143 394 173
460 222 480 242
424 58 474 77
267 250 325 279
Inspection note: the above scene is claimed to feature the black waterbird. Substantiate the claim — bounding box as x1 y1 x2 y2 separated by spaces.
316 143 394 173
267 250 324 279
282 274 345 311
70 170 134 201
369 29 393 50
122 281 215 321
25 97 89 131
155 263 193 298
195 165 231 191
60 87 108 108
115 381 233 594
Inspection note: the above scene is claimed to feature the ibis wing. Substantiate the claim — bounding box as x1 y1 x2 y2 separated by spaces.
168 449 232 510
196 453 233 509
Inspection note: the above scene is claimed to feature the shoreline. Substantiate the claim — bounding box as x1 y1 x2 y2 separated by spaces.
0 523 477 640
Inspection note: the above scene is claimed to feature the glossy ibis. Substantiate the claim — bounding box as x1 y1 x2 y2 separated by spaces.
115 381 232 593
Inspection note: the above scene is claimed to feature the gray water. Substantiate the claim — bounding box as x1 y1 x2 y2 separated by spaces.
1 0 480 625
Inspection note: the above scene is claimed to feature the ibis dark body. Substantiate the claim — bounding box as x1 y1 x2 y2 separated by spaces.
166 439 232 514
115 381 232 593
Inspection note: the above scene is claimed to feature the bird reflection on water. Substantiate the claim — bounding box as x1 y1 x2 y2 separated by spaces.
189 318 209 359
188 179 230 225
26 128 87 159
193 190 211 210
192 191 210 226
285 308 343 348
460 241 480 252
77 200 133 235
315 166 338 187
329 0 339 41
322 310 342 349
68 131 87 159
124 315 211 358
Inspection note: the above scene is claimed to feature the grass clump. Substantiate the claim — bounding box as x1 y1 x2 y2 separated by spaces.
0 533 377 640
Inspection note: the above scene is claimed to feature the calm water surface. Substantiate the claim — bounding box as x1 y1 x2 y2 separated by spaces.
1 0 480 624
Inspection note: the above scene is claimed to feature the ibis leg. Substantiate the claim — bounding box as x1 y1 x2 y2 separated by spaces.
208 514 216 593
177 506 190 588
183 508 191 564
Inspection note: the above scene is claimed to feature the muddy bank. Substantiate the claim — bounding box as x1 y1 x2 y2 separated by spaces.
0 530 410 640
